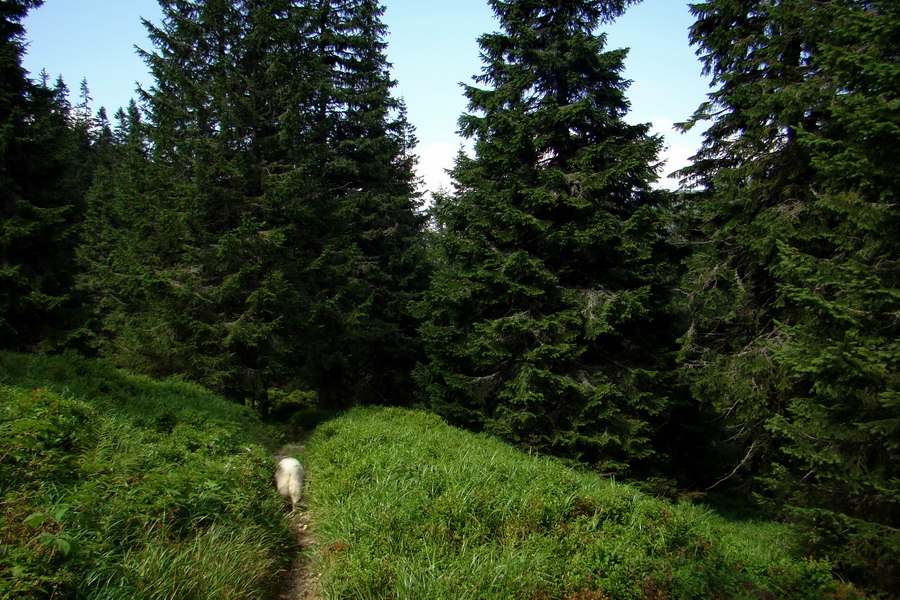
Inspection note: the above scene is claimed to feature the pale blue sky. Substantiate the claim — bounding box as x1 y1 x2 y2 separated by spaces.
21 0 710 192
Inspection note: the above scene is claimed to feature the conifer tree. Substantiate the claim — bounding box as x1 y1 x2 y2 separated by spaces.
416 0 674 472
87 0 426 412
0 1 86 350
299 0 427 406
678 1 898 593
67 79 102 205
78 102 161 362
96 0 325 404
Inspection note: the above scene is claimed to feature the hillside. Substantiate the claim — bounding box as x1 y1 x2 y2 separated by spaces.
2 352 862 599
303 407 861 600
0 351 295 599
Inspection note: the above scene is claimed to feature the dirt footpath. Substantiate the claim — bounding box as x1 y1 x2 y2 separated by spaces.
277 512 319 600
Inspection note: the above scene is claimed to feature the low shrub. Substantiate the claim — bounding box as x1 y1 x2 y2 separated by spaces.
0 351 294 599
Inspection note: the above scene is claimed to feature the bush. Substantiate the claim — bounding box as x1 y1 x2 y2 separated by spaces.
0 351 294 599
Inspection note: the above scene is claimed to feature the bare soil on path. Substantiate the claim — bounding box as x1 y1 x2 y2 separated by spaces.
277 512 319 600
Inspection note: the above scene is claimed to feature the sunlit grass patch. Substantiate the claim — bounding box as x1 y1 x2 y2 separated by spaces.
304 406 859 600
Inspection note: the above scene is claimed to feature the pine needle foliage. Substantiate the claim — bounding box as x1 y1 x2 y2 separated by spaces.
0 1 90 352
292 0 428 407
80 0 426 412
677 1 899 594
416 0 676 473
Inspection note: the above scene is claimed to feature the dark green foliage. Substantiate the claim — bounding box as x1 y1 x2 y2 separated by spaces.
0 1 89 351
81 0 426 412
290 0 428 407
9 0 895 592
126 0 315 405
416 0 676 473
77 102 153 359
677 1 899 595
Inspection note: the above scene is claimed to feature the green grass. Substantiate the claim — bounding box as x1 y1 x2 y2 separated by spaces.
0 351 295 599
303 407 860 600
1 354 863 600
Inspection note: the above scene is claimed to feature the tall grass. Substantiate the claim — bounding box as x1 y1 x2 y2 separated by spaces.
1 354 865 600
304 407 860 600
0 351 294 599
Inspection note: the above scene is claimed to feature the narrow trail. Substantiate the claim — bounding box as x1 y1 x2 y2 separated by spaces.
277 512 319 600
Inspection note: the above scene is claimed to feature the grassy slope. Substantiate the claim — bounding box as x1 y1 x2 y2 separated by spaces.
304 407 860 600
1 353 862 600
0 351 294 600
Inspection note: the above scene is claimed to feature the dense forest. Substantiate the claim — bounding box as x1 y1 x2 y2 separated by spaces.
1 0 897 596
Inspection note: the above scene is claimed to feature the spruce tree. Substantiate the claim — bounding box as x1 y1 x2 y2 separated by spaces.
0 1 86 351
88 0 426 413
678 1 898 593
416 0 674 472
100 0 325 405
299 0 427 406
78 102 160 363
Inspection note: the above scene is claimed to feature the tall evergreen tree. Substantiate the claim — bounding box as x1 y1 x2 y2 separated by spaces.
299 0 427 406
677 1 898 593
85 0 426 412
78 102 160 363
0 1 86 351
96 0 327 405
416 0 675 473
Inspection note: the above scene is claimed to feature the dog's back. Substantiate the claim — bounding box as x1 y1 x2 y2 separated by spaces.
275 457 305 509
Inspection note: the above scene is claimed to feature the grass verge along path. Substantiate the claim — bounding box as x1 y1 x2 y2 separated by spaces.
0 351 295 599
303 407 859 600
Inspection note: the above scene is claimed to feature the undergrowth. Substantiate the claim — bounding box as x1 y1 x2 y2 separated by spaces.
0 351 295 599
1 353 866 600
304 406 861 600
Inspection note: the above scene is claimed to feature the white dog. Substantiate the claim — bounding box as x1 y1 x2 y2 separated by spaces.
274 457 305 510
